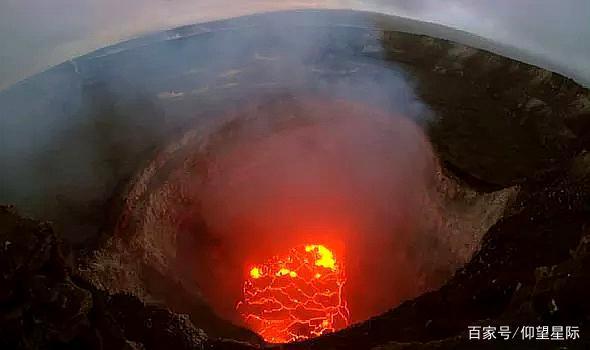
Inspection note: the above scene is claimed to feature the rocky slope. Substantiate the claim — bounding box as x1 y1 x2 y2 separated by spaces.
0 206 209 349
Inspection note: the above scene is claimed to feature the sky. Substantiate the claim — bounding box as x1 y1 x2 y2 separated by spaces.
0 0 589 90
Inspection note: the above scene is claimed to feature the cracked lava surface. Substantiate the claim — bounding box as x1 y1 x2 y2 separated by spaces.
236 244 350 343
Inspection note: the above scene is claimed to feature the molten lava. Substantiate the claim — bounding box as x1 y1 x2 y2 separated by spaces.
237 244 350 343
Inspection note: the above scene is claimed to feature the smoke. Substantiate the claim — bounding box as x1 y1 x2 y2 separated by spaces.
1 8 437 244
1 0 589 90
147 13 448 322
181 97 443 324
53 10 438 327
0 8 493 328
0 4 555 332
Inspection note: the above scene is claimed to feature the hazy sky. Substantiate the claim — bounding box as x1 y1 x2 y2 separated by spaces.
1 0 589 90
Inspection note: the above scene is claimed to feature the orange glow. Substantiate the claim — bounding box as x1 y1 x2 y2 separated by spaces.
305 244 336 270
237 244 349 343
250 267 262 279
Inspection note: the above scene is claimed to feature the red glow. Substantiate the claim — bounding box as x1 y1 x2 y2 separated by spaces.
178 98 440 332
236 244 350 343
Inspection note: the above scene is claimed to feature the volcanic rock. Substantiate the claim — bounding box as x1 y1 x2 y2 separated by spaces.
0 206 207 350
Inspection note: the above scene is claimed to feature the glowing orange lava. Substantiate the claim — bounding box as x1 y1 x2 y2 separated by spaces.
237 244 350 343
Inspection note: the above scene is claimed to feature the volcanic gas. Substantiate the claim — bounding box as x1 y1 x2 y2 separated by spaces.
237 244 349 343
133 97 460 344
